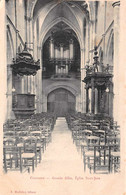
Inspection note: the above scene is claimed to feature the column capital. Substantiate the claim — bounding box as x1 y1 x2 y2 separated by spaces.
112 1 120 8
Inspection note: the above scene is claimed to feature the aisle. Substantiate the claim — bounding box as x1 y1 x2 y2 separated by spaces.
35 117 84 176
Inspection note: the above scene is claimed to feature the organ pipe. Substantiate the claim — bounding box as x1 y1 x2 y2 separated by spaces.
64 49 69 59
55 47 60 59
60 44 64 59
50 38 54 58
69 39 74 59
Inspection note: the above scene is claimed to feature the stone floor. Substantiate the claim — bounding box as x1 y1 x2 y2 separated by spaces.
35 117 84 176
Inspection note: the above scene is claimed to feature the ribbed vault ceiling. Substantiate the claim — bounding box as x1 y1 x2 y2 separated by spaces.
31 0 90 48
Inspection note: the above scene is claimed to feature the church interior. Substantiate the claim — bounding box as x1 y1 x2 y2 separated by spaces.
3 0 121 174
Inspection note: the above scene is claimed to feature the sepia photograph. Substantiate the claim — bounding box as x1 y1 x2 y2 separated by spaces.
0 0 125 194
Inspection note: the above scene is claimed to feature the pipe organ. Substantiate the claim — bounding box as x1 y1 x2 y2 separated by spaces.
49 36 74 75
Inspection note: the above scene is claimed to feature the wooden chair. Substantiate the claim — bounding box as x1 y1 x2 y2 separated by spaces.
111 151 120 173
21 141 37 173
85 136 100 148
83 145 112 174
83 149 99 173
3 146 22 173
24 136 41 164
93 145 112 174
30 131 44 153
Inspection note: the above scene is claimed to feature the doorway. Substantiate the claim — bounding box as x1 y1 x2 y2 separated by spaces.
47 88 75 116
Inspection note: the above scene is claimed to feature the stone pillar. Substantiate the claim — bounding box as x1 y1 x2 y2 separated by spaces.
91 88 95 114
86 88 89 113
91 79 95 114
27 18 33 94
33 21 37 61
105 89 109 115
103 1 107 64
7 65 15 119
95 88 98 114
109 83 113 117
98 88 101 113
81 49 86 113
88 88 91 113
85 20 90 64
21 76 25 93
89 21 95 64
1 0 8 123
35 48 42 113
112 1 120 121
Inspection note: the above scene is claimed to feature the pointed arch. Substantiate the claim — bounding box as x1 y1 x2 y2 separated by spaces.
39 17 83 50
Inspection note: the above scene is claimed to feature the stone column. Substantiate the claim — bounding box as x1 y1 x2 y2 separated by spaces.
86 88 89 113
81 49 86 113
88 20 95 65
7 65 15 119
112 1 120 121
21 76 25 93
109 83 113 117
95 88 98 114
98 88 101 113
85 20 90 64
105 89 109 115
103 1 107 64
27 18 32 94
35 48 42 113
91 78 95 114
88 88 92 113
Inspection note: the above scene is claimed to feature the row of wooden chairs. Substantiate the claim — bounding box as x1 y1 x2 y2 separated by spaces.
66 113 120 174
3 113 56 173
